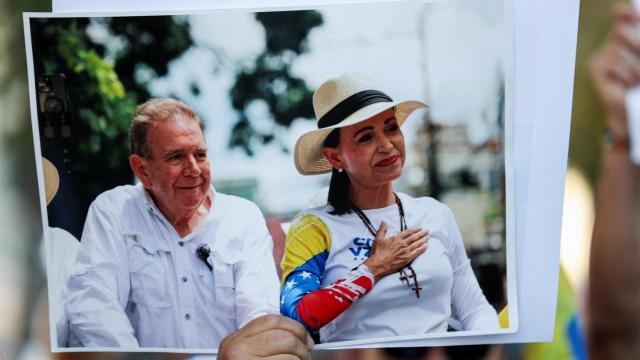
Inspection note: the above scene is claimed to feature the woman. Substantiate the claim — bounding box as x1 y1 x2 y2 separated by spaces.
280 72 499 343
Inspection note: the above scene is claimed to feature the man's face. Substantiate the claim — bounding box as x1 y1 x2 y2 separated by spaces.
131 115 211 222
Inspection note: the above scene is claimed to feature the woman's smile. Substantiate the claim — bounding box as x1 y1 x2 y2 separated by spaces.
375 155 400 167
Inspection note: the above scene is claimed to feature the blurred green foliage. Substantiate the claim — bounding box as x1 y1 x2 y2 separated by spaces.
229 11 323 155
34 18 135 165
29 16 193 231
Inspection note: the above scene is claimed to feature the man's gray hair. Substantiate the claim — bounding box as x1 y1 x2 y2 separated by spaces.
129 98 204 159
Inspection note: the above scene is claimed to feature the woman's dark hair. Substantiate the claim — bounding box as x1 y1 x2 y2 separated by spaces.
324 129 352 215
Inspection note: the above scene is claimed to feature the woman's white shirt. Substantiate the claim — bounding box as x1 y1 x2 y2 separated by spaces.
304 193 499 342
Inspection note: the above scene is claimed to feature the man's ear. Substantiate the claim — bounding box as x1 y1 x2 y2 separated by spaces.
322 147 344 171
129 154 152 188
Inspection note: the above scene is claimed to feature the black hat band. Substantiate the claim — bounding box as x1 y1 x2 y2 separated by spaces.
318 90 393 129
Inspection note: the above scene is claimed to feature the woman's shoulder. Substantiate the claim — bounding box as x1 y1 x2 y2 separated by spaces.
289 206 332 235
286 208 333 250
291 203 336 224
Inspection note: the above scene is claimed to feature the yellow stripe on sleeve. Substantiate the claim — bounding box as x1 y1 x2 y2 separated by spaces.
280 214 331 286
498 306 509 328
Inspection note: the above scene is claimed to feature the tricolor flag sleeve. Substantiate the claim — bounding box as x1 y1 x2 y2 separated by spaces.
280 214 374 338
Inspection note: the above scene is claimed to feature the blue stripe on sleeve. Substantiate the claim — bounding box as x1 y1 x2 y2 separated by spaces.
280 250 328 333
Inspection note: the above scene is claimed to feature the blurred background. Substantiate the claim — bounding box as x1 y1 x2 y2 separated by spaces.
0 0 613 359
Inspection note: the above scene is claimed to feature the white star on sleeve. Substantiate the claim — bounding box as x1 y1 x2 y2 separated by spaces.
285 278 297 290
300 271 312 280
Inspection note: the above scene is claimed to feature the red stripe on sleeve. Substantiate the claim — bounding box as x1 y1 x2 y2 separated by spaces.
295 267 374 330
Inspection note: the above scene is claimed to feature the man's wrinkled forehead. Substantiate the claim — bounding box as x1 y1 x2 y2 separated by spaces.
151 114 204 135
147 116 206 149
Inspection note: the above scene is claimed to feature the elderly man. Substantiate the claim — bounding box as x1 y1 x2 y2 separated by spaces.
66 98 295 351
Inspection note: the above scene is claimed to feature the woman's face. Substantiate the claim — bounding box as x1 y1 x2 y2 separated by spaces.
324 108 405 188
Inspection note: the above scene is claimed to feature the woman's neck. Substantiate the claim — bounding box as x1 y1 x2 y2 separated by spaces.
349 183 395 210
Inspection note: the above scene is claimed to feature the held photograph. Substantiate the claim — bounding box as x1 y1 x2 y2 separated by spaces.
24 0 516 352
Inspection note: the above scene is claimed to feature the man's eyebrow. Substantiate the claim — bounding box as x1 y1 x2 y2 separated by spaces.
162 149 182 158
354 126 374 138
384 117 397 124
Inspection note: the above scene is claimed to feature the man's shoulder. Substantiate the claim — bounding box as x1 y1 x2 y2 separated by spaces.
207 193 269 263
90 184 143 214
214 192 263 217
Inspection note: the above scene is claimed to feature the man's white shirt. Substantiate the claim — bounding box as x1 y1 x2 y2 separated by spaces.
66 184 279 349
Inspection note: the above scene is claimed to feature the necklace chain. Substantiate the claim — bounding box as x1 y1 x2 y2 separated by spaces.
351 193 421 298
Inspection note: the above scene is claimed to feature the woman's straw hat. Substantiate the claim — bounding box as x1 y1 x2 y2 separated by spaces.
294 72 427 175
43 157 59 205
